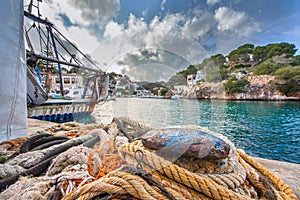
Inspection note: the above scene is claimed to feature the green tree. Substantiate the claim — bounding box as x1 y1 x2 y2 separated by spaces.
224 78 249 94
109 72 122 85
266 43 297 58
291 55 300 66
167 73 187 86
253 46 267 61
253 59 281 75
160 88 169 96
206 68 222 82
274 66 300 96
68 67 79 74
143 82 165 90
210 54 226 66
179 65 198 78
228 43 254 62
253 43 297 62
206 66 229 82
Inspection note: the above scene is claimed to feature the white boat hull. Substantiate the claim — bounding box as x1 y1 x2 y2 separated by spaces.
27 67 48 105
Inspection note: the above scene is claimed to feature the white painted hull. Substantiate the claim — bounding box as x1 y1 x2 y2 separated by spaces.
27 67 48 105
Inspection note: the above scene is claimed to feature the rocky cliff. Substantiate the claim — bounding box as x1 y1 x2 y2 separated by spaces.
186 75 299 100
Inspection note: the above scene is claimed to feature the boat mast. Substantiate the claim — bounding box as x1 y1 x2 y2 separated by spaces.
24 1 107 101
25 11 65 95
48 26 65 96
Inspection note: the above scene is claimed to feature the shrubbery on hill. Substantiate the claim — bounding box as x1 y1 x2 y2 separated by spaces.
273 66 300 96
253 59 281 75
224 78 249 94
166 42 299 96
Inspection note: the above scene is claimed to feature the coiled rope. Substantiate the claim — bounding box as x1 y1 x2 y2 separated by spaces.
119 140 247 200
237 149 297 200
62 119 297 200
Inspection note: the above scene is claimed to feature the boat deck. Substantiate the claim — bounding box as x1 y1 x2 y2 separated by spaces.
41 99 92 105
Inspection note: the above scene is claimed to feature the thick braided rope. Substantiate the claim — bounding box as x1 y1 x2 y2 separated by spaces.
203 161 246 190
119 153 211 199
117 117 154 131
119 141 249 200
237 153 269 197
116 120 246 190
105 170 168 199
151 170 212 199
237 149 297 200
118 117 245 187
63 170 168 200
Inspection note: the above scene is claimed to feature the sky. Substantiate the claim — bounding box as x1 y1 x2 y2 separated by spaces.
24 0 300 82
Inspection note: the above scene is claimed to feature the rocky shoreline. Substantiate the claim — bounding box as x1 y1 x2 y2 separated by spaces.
185 75 300 100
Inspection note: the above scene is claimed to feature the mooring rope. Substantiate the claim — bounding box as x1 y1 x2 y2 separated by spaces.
1 119 297 200
119 140 247 200
237 149 297 200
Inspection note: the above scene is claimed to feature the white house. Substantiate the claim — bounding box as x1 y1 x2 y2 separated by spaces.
174 85 189 94
195 70 206 82
187 74 195 88
115 78 131 90
51 73 83 92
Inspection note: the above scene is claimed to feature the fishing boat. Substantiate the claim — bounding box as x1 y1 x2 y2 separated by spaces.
24 1 109 122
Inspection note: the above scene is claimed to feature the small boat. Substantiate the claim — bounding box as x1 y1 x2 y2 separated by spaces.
171 94 183 99
24 1 109 122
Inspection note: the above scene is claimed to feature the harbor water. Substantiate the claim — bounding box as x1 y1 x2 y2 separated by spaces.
92 98 300 164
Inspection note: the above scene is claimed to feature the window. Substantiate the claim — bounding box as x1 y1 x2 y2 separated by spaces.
64 78 70 84
55 77 60 83
71 78 76 84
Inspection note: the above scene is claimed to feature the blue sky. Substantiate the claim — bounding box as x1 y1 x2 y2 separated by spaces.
26 0 300 81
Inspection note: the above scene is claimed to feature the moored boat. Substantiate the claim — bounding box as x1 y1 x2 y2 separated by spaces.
24 1 109 122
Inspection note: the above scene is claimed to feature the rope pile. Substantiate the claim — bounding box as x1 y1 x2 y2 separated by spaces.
0 119 297 200
62 120 297 200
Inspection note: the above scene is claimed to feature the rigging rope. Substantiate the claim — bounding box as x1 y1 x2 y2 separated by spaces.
24 27 35 53
52 26 102 71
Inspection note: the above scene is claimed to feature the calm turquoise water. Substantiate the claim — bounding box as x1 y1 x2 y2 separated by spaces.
110 98 300 164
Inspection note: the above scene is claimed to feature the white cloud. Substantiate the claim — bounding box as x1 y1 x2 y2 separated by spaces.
215 6 260 37
142 9 149 17
182 13 216 39
65 26 99 54
212 7 261 54
66 0 120 27
104 21 124 39
161 0 167 11
90 12 210 81
128 13 148 31
24 0 100 54
207 0 220 6
92 7 261 81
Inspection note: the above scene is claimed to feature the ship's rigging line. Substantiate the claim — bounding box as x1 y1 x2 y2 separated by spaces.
24 10 103 73
52 26 100 70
